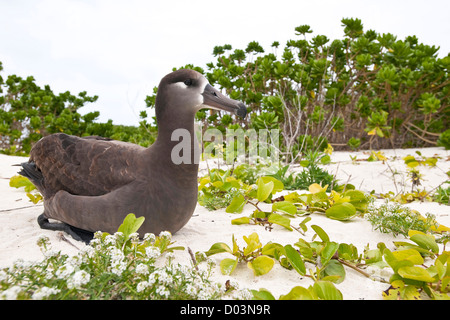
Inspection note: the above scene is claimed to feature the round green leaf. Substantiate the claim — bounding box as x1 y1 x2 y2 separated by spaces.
226 194 246 213
398 266 435 282
260 176 284 193
279 286 314 300
220 258 238 275
410 233 439 254
205 242 232 256
313 281 343 300
268 213 292 231
231 216 251 225
272 201 297 215
256 178 274 202
321 259 346 284
325 202 357 220
247 256 275 276
251 289 276 300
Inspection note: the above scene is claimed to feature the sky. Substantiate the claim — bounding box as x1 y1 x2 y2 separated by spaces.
1 0 449 126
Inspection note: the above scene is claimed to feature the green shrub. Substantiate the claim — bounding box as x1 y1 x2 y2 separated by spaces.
145 18 449 155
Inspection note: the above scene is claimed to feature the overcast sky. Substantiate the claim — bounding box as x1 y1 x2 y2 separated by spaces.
1 0 449 126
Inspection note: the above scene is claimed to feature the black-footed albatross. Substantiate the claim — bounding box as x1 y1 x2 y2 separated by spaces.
18 69 247 242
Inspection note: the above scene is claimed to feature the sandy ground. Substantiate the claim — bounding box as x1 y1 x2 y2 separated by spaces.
0 147 449 300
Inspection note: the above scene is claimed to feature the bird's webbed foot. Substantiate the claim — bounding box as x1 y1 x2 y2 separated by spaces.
37 213 94 244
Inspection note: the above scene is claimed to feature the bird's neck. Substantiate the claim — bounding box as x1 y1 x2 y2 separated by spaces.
146 111 200 172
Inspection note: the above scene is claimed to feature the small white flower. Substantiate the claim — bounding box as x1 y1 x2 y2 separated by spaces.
136 281 150 293
156 285 170 298
143 233 155 243
232 289 253 300
80 245 96 259
185 284 196 296
135 263 149 275
165 252 175 261
148 273 157 286
197 289 211 300
114 232 124 240
88 238 101 248
129 232 139 241
68 270 90 289
36 235 50 247
43 249 59 258
159 231 172 239
104 235 116 245
145 247 161 259
111 260 127 276
31 286 60 300
155 269 172 285
0 270 8 282
0 286 22 300
56 264 75 279
93 231 103 239
13 259 34 270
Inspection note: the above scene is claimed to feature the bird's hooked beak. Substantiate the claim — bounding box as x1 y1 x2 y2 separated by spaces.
201 84 247 119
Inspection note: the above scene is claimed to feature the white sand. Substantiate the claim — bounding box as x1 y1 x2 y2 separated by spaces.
0 147 449 300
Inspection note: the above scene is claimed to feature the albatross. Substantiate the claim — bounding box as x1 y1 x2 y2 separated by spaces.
18 69 247 242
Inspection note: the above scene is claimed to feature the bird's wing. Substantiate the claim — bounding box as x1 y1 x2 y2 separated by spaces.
30 133 143 197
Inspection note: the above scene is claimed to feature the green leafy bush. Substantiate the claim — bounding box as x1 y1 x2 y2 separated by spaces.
145 18 449 155
0 61 157 154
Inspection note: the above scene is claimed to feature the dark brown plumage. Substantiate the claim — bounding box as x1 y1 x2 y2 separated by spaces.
19 69 247 242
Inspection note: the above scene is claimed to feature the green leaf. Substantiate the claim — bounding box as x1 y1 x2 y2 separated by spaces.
392 249 424 265
321 241 339 265
344 190 368 212
311 224 330 242
365 249 383 264
409 233 439 254
117 213 145 238
279 286 314 300
398 266 435 282
259 176 284 193
272 201 297 215
205 242 232 256
435 259 446 280
298 216 311 233
226 193 246 213
267 213 292 231
312 281 343 300
325 202 357 220
338 243 359 261
300 160 310 167
251 288 276 300
284 245 306 275
256 178 274 202
261 242 284 259
220 258 238 275
231 216 251 225
243 233 262 256
247 256 275 276
403 155 420 168
9 175 36 192
320 155 331 165
321 260 345 284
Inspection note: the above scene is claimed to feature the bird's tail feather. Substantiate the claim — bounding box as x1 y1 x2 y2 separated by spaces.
18 162 44 190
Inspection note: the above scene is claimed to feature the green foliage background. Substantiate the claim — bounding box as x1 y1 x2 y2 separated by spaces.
0 61 156 154
146 18 449 153
1 18 449 156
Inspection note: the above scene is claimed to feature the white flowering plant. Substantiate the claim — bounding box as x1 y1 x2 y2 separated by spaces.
0 214 251 300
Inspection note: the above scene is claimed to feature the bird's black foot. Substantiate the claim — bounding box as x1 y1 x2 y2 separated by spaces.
37 214 94 244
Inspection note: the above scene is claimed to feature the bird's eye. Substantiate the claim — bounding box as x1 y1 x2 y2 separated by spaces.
184 79 193 86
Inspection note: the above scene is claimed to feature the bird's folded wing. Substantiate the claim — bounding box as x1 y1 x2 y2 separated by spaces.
30 133 143 197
